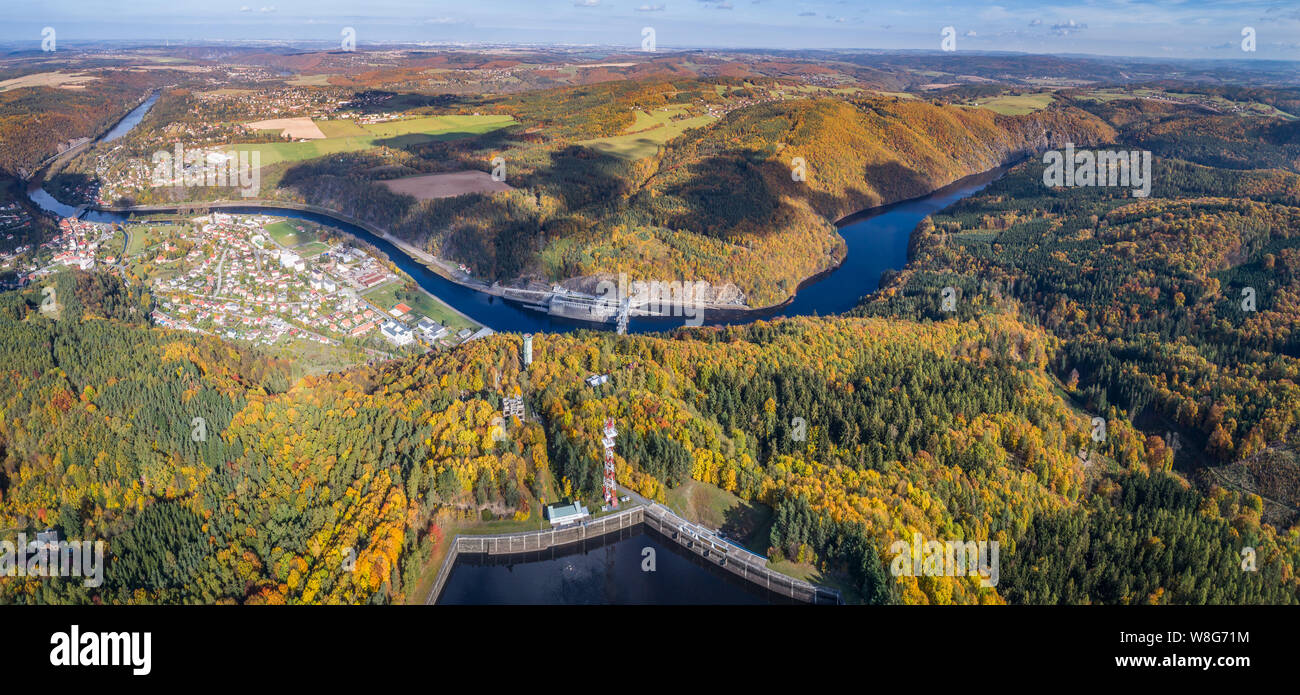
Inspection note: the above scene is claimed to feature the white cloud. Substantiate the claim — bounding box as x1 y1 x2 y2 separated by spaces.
1051 19 1087 36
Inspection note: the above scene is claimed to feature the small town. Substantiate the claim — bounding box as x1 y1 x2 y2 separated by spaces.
14 209 485 354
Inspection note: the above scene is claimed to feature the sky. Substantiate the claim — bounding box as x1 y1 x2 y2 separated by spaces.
3 0 1299 60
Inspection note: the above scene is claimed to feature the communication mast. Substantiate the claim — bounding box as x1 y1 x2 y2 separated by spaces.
602 419 618 508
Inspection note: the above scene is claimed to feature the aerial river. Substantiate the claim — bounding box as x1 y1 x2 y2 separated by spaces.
21 92 1013 603
24 91 1007 336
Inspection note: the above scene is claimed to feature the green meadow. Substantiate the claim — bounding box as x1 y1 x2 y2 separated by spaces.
579 108 716 160
230 114 517 167
264 220 316 247
361 281 476 333
970 93 1054 116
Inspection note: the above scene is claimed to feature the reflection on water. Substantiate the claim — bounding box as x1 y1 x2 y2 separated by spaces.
102 92 160 144
436 526 788 605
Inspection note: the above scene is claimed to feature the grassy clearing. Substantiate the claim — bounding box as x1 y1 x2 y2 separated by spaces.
287 73 332 87
766 558 863 604
626 105 691 132
295 241 331 257
264 219 316 247
124 223 180 256
664 479 773 554
579 111 717 160
228 115 517 167
314 118 369 137
971 93 1054 115
361 281 476 332
406 501 552 605
260 337 372 377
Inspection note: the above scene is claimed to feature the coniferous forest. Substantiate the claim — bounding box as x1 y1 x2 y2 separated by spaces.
2 38 1299 607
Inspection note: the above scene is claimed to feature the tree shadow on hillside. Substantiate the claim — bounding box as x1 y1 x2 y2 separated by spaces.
651 152 883 237
45 171 101 206
372 130 509 150
861 160 939 207
347 91 480 115
275 136 635 282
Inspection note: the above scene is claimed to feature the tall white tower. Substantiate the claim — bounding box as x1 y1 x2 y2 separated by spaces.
602 419 618 508
522 333 533 368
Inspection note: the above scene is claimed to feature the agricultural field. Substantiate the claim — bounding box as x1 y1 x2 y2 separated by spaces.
966 92 1054 115
872 90 919 100
1076 88 1296 118
315 118 369 137
0 70 98 92
228 114 517 167
246 117 327 140
286 73 333 87
778 84 867 97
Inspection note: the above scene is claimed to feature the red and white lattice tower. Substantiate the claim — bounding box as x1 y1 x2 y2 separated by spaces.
602 418 618 508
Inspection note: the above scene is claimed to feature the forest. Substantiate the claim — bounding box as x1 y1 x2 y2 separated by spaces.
46 75 1119 308
5 56 1300 605
1 266 1295 604
264 83 1118 307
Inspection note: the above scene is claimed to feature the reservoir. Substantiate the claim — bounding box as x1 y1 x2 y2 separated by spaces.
436 525 791 605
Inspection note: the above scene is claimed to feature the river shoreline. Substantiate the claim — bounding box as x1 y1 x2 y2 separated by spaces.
21 89 1021 334
55 159 1015 329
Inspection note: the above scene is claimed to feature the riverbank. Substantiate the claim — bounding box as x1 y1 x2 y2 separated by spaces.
25 87 1022 335
73 160 1011 330
22 91 159 183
